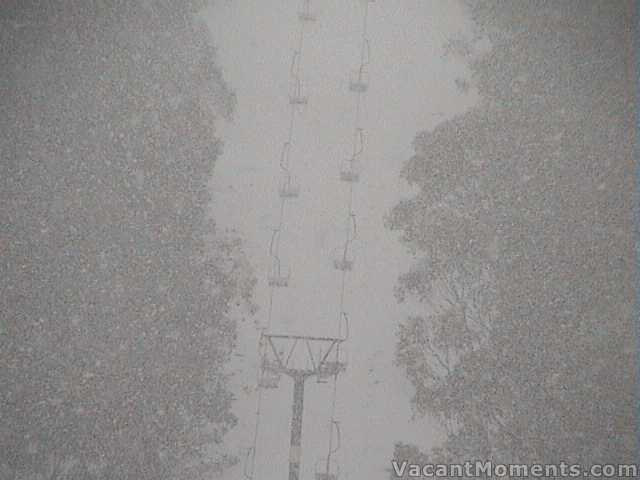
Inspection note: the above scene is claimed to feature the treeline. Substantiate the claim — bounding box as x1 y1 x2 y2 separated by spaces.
1 2 253 479
388 0 635 470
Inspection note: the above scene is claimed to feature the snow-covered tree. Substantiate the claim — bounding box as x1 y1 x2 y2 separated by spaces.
1 2 254 478
388 0 635 468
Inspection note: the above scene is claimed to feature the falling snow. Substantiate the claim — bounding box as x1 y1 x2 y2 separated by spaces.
2 1 636 480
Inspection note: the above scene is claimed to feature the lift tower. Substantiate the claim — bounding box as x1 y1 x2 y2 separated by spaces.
245 1 374 479
258 332 347 480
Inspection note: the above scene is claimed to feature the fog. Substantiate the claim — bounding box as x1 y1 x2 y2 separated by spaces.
204 2 473 479
2 1 636 480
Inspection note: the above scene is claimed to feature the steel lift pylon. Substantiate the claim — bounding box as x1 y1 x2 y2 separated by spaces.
257 332 347 480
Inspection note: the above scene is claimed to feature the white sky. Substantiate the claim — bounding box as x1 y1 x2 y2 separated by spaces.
203 2 476 479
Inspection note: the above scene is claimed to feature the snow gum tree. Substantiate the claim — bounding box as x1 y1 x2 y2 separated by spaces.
387 0 635 470
1 1 254 479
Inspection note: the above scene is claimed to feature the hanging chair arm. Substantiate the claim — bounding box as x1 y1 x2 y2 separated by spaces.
350 213 357 241
363 38 371 66
290 51 299 77
280 142 291 172
353 128 365 157
340 312 350 341
331 421 341 454
243 447 255 480
269 229 279 256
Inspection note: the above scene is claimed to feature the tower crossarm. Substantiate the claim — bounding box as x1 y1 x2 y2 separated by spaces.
261 333 346 378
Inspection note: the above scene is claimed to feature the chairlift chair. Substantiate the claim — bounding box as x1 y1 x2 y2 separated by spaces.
298 10 316 22
279 175 300 198
268 257 290 287
316 368 331 384
316 474 337 480
350 41 370 92
268 275 289 288
333 251 354 271
290 78 308 106
333 228 355 270
259 370 280 389
317 360 347 383
262 358 280 372
314 453 340 480
243 447 255 480
324 360 347 374
349 79 368 93
349 68 368 93
333 258 353 271
339 158 360 183
258 358 281 389
298 0 316 21
290 96 308 106
341 130 364 182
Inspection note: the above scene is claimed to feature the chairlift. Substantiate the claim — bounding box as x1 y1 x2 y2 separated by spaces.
339 158 360 183
268 256 290 287
316 473 337 480
314 449 340 480
333 245 354 271
325 360 347 374
317 360 347 383
349 67 368 93
333 257 353 271
317 369 330 384
259 370 280 389
259 358 281 389
279 175 300 198
298 0 316 22
349 79 367 93
268 274 289 288
339 312 350 341
349 40 370 92
343 128 365 177
280 142 292 172
262 358 280 372
334 215 356 271
267 231 289 286
243 447 255 480
290 77 308 106
298 10 316 22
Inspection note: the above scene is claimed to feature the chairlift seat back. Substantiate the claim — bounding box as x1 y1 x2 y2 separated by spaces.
349 80 368 93
290 95 308 105
259 378 279 389
279 184 300 198
333 259 354 271
268 276 289 287
340 170 360 182
315 473 337 480
298 11 316 22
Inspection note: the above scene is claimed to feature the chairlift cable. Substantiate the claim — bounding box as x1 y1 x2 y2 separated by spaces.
323 2 373 479
246 2 313 478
